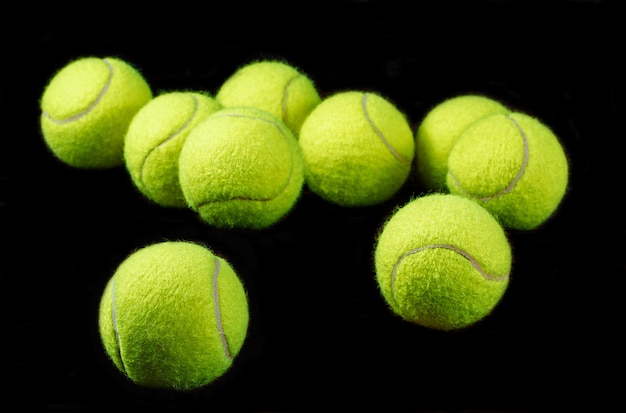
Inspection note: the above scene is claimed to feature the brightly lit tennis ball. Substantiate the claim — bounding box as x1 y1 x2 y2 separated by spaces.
298 90 415 207
446 112 569 230
178 106 305 229
98 241 249 391
40 56 152 168
374 193 512 331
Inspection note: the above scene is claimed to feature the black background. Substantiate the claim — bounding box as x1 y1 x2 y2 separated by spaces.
2 1 624 412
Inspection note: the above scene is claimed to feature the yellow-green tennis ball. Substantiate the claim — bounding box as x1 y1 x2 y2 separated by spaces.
446 112 569 230
178 106 304 229
40 56 152 168
98 241 249 391
374 193 511 331
298 91 415 207
123 91 222 208
415 94 510 190
215 60 322 135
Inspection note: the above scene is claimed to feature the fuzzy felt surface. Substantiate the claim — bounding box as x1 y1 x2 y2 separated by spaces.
298 91 415 207
178 106 304 229
40 56 152 168
447 112 569 230
415 94 510 190
98 241 249 391
216 60 322 135
124 91 222 207
374 193 511 331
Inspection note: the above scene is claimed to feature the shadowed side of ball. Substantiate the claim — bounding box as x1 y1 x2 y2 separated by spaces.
178 106 305 229
123 91 222 207
415 94 510 191
298 91 415 207
40 56 153 168
446 112 569 230
374 193 512 331
98 241 249 391
215 59 322 136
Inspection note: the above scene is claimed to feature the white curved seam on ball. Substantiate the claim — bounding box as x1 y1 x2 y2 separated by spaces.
110 278 128 374
138 94 199 191
362 93 411 165
390 243 509 300
212 257 232 360
42 58 114 124
282 74 301 121
448 114 530 202
195 113 296 209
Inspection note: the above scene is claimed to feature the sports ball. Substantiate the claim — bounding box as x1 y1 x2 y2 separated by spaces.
415 94 510 190
178 106 305 229
123 91 222 207
374 193 512 331
298 90 415 207
446 112 569 230
40 56 152 168
215 59 322 135
98 241 249 391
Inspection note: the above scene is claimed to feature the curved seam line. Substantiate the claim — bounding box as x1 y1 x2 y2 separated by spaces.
195 113 295 209
282 74 301 121
390 243 509 300
110 278 128 374
448 114 530 202
212 257 232 360
362 93 411 165
138 94 199 192
42 58 114 124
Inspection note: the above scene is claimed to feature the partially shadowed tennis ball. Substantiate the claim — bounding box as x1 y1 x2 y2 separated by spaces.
415 94 510 190
123 91 222 207
216 59 321 135
446 112 569 230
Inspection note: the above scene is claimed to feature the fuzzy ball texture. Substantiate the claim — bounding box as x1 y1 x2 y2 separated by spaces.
40 56 152 168
298 91 415 207
374 193 511 331
123 91 222 208
98 241 249 391
178 106 304 229
446 112 569 230
215 60 322 135
415 94 510 190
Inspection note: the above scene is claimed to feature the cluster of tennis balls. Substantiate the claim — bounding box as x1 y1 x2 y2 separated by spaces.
40 56 416 229
39 56 569 392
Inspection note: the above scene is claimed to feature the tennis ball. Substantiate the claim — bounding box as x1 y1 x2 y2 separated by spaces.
374 193 511 331
98 241 249 391
123 91 222 208
215 60 322 135
40 56 152 168
415 94 510 190
298 91 415 207
178 106 304 229
446 112 569 230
